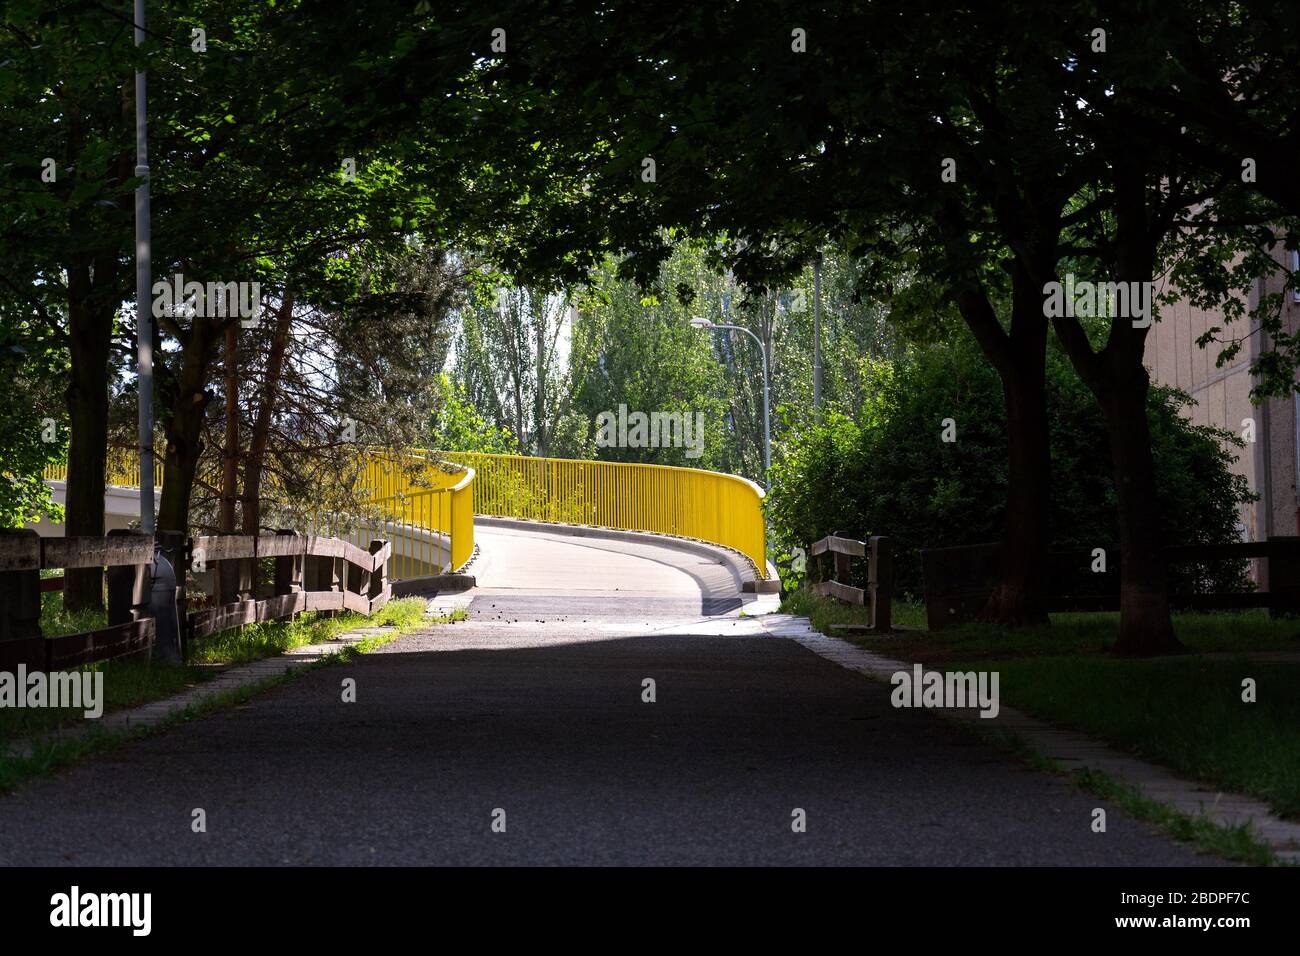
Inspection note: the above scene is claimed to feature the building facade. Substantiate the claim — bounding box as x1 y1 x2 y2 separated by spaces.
1145 246 1300 583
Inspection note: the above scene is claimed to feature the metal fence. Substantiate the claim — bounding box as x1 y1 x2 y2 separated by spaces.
441 452 768 576
43 448 765 580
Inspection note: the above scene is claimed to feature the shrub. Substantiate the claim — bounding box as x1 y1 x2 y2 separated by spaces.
768 336 1255 598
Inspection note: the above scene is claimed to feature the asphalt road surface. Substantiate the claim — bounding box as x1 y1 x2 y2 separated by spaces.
0 523 1219 866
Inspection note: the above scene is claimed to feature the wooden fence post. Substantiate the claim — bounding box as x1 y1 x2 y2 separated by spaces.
834 548 852 591
368 540 387 609
869 536 893 632
0 529 43 670
274 529 303 597
214 534 253 607
106 529 153 663
107 530 154 664
348 545 372 605
304 544 343 617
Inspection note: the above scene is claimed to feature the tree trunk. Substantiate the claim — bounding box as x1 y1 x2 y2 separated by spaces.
1096 368 1183 655
157 317 219 537
62 265 111 612
1049 158 1182 656
983 352 1051 625
534 302 547 457
952 271 1052 626
218 323 240 534
242 295 293 536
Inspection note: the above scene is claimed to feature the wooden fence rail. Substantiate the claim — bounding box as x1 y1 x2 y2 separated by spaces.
920 536 1300 630
0 528 390 672
810 533 893 632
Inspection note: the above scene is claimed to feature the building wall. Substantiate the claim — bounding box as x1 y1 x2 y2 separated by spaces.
1144 245 1300 577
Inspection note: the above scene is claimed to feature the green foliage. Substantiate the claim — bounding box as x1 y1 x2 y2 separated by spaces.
768 335 1255 596
0 327 66 527
428 373 520 454
570 248 734 470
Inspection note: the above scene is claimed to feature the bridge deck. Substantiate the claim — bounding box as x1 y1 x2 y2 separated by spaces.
470 523 749 619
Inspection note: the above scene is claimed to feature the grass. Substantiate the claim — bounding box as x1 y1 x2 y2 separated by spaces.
779 586 929 631
189 596 431 665
2 597 438 752
782 587 1300 824
40 589 108 638
992 730 1281 866
780 588 1300 659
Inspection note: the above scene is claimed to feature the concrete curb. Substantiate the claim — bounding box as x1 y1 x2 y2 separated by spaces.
392 573 477 597
473 516 769 589
760 613 1300 864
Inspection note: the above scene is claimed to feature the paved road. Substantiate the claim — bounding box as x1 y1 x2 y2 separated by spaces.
0 523 1218 865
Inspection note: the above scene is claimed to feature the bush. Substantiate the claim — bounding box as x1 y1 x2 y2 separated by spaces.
768 336 1255 598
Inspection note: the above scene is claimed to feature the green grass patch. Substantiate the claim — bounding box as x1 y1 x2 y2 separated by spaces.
779 587 928 631
989 655 1300 820
1065 766 1280 866
783 588 1300 824
984 730 1280 865
782 588 1300 662
0 657 204 746
39 590 108 638
188 596 430 665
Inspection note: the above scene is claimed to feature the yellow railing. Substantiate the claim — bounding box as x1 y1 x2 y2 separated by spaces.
440 452 768 577
43 449 160 488
42 450 476 582
43 448 766 579
344 465 475 580
301 451 475 580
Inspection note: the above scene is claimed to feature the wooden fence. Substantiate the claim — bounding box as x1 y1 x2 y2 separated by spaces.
0 528 390 671
810 533 893 632
920 536 1300 630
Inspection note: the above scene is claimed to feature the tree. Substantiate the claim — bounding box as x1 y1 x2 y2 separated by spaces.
428 374 521 455
452 279 595 458
0 311 66 527
568 247 733 470
768 335 1255 600
0 1 137 609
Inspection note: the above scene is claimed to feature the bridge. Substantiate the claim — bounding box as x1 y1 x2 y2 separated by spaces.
39 451 773 609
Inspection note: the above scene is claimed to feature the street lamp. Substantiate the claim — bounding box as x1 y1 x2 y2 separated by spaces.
813 251 823 420
134 0 154 534
692 316 771 487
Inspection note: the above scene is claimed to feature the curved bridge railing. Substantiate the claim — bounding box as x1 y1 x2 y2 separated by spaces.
44 450 767 581
438 452 768 578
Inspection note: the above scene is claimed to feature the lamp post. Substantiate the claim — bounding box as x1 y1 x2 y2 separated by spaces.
813 251 823 420
134 0 154 534
692 316 770 487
